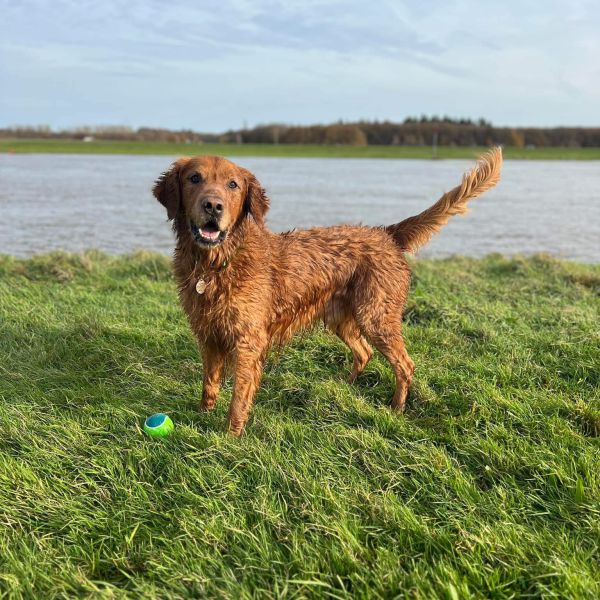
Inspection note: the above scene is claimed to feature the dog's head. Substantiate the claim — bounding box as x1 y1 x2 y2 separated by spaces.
153 156 269 249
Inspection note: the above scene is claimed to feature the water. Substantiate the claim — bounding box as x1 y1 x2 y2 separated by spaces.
1 153 599 261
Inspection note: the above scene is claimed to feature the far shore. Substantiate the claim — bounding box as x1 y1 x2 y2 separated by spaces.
1 139 600 160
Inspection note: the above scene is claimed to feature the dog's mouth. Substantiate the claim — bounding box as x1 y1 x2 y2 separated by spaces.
190 220 227 247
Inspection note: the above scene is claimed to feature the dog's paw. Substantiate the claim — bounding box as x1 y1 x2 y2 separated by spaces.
200 399 216 411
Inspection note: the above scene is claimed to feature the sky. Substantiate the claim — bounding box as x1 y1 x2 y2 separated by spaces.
1 0 598 132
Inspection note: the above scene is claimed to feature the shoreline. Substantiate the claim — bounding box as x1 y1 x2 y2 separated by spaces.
2 139 600 160
1 250 598 267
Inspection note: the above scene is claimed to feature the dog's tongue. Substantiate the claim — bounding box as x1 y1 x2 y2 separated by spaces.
201 227 220 240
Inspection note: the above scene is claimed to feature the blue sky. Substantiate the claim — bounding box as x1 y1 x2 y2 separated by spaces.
1 0 598 131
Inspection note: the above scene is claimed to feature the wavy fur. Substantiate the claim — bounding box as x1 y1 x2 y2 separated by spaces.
386 146 503 252
153 149 502 435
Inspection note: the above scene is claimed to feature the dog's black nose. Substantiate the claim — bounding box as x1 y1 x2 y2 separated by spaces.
202 198 223 217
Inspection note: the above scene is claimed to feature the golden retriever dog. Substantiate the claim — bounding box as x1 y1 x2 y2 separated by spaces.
153 147 502 435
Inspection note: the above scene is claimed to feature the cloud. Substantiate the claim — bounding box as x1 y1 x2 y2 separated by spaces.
1 0 598 130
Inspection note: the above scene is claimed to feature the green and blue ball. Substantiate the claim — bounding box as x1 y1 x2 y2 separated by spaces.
143 413 174 438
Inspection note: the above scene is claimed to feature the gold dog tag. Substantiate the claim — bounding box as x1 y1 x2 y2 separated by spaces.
196 278 207 294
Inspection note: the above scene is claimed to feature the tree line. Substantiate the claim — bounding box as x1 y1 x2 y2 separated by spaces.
2 117 599 147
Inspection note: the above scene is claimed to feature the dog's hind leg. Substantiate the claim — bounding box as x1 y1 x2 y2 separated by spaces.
377 332 414 411
355 285 414 411
324 299 373 383
333 319 373 383
364 323 414 411
352 253 414 411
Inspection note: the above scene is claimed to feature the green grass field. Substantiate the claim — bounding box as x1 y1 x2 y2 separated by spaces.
2 138 600 160
1 252 599 598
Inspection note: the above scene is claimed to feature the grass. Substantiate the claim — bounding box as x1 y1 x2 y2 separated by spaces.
2 138 600 160
0 251 599 598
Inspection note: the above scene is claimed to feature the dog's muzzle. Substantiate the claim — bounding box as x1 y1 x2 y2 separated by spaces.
190 219 227 247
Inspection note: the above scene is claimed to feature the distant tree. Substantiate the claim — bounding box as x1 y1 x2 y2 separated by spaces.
510 129 525 148
324 124 367 146
1 118 599 148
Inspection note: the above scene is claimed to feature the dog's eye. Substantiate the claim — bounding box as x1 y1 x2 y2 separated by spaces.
228 180 238 189
190 173 201 184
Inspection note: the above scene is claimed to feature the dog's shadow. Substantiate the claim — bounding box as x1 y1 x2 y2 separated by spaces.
253 334 463 435
3 317 466 439
1 317 201 417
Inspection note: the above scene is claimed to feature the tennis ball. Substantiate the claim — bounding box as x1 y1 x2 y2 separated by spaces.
144 413 174 438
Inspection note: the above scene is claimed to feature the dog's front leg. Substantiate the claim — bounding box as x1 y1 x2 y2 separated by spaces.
226 342 267 436
200 345 226 411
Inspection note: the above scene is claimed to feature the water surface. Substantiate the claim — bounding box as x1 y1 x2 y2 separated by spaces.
1 153 598 261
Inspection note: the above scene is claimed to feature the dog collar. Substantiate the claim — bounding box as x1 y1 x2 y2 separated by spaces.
195 257 230 294
196 255 229 272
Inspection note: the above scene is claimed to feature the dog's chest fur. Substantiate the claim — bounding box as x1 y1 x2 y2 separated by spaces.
175 248 272 349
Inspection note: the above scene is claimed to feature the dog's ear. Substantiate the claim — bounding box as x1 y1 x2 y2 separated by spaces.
244 173 270 228
152 157 190 220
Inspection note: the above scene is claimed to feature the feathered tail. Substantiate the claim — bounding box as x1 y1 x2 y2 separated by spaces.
386 146 503 252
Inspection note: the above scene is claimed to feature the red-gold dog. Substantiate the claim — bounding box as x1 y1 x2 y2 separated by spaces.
153 148 502 435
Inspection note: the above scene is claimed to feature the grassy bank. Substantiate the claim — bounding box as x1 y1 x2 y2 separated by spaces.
0 252 599 598
2 138 600 159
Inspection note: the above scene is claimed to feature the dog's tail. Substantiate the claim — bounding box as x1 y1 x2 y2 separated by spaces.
386 146 503 253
